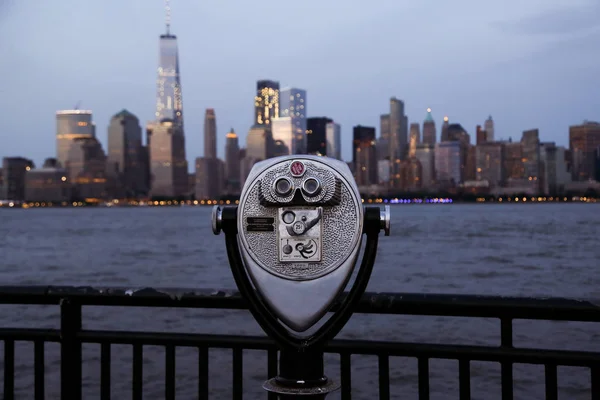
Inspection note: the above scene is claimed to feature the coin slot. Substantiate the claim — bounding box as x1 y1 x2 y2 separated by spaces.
282 211 295 224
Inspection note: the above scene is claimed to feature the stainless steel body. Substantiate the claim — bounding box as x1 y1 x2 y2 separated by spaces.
237 155 364 332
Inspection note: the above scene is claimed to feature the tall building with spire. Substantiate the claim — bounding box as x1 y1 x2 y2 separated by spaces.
156 1 183 127
150 1 188 198
422 108 436 145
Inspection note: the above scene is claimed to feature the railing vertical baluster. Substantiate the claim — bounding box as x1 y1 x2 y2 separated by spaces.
132 344 143 400
340 353 351 400
232 348 243 400
267 348 277 400
34 340 45 400
378 354 390 400
4 339 14 400
458 359 470 400
165 344 176 400
198 347 209 400
500 317 513 400
60 298 82 400
418 357 430 400
100 343 111 400
592 365 600 400
544 364 557 400
378 355 390 400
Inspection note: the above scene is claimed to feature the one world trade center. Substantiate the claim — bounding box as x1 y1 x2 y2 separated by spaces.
149 1 188 198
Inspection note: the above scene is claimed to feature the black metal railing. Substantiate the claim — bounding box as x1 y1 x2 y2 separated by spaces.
0 286 599 399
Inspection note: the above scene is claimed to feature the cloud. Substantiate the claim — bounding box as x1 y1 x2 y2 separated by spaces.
493 2 600 36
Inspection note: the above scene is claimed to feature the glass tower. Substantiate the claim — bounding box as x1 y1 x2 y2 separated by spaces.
279 88 307 153
149 6 188 198
156 31 184 128
56 110 95 169
255 80 279 126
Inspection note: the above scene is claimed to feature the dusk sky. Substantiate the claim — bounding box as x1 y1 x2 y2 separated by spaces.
1 0 599 168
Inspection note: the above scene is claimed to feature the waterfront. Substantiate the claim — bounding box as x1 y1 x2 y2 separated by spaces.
0 204 599 399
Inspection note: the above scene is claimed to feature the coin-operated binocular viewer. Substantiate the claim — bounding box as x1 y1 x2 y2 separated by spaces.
212 155 390 399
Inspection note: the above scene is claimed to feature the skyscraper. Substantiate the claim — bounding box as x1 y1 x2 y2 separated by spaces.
409 123 421 158
204 109 217 159
476 125 487 145
422 108 436 145
306 117 332 156
156 9 184 128
501 139 520 177
194 157 223 200
69 137 108 197
475 142 503 186
279 87 307 153
195 109 221 199
353 126 377 186
56 110 95 169
377 114 391 161
484 116 494 142
521 129 541 182
389 98 408 189
225 129 241 193
540 142 571 195
380 114 390 143
150 119 188 198
107 109 144 197
569 121 600 181
446 123 471 182
435 141 461 185
272 117 294 155
389 97 408 161
246 125 271 160
415 144 435 189
1 157 34 201
150 4 187 198
255 80 279 126
326 122 342 160
441 116 450 142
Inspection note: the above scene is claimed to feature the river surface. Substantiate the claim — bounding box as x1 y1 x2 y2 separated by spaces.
0 204 599 399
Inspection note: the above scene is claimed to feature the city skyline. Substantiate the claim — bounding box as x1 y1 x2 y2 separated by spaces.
1 1 599 169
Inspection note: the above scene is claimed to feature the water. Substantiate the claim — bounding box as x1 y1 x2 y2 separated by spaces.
0 204 599 399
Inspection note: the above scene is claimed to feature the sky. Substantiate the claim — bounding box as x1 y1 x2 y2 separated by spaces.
1 0 599 169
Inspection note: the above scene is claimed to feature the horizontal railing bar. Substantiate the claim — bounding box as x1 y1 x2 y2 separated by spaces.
0 327 598 368
327 341 600 367
73 330 600 367
0 329 60 341
0 286 598 322
0 326 596 368
78 330 275 349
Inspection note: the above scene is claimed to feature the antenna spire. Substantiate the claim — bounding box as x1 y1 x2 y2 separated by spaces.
165 0 171 34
